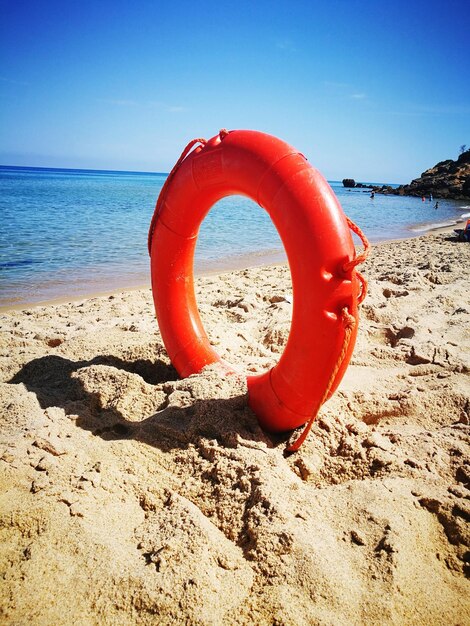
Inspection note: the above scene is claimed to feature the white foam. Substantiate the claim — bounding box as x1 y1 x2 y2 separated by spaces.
460 211 470 218
410 220 457 233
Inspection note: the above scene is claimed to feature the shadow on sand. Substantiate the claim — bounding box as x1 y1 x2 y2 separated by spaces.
10 353 279 452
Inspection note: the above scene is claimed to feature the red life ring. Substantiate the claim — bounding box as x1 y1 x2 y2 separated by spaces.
149 130 368 444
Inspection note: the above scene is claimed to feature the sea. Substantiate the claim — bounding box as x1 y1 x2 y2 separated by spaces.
1 165 469 308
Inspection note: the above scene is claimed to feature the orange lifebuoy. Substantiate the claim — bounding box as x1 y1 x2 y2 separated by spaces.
149 130 368 444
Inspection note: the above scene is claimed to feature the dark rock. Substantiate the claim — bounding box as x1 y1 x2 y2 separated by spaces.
342 179 373 189
372 150 470 200
458 150 470 165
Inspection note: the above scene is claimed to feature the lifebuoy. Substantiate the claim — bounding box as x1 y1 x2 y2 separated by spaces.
149 130 368 447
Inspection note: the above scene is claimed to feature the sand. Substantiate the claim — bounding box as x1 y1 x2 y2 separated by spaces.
0 231 469 625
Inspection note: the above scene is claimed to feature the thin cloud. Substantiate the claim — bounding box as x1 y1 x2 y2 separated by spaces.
323 81 350 89
276 38 296 52
322 81 368 101
148 100 188 113
0 76 29 86
385 103 470 116
413 103 470 115
99 99 187 112
99 98 139 106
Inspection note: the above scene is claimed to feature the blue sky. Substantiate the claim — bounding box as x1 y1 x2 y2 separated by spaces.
1 0 469 182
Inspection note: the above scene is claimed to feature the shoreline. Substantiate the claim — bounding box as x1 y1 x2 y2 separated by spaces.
0 220 465 314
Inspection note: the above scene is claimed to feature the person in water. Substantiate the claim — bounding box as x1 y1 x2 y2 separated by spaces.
434 201 439 209
370 191 375 199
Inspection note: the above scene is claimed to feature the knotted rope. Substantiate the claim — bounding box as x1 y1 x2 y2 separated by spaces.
286 217 370 452
148 136 208 255
148 130 231 254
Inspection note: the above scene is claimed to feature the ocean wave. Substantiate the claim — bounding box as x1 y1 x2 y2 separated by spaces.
0 258 36 270
409 220 457 233
460 211 470 218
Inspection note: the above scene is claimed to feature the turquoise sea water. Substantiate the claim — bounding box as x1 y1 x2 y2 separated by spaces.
1 165 469 307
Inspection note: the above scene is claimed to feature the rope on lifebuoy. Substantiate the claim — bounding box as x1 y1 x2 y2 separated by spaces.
286 218 369 452
148 136 207 254
286 307 356 453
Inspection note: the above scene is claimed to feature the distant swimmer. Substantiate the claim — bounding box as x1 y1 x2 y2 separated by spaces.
370 191 375 199
434 201 439 209
422 196 425 202
430 193 433 202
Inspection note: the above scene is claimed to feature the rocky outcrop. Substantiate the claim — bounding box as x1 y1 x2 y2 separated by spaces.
373 150 470 200
342 179 373 189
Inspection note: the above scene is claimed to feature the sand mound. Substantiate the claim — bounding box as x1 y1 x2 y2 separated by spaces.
0 233 469 624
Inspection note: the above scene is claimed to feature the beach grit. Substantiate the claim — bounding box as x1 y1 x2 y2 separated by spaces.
0 233 469 625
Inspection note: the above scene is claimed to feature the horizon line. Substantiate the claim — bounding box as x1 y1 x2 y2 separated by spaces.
0 164 395 186
0 163 170 176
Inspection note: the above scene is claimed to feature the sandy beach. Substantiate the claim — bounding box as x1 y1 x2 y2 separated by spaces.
1 230 469 625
